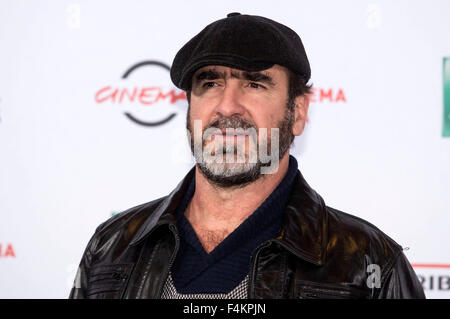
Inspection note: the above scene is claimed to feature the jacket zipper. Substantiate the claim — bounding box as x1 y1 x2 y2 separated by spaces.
247 240 273 299
155 223 180 298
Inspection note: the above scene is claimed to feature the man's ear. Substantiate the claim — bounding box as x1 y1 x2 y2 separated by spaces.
292 94 310 136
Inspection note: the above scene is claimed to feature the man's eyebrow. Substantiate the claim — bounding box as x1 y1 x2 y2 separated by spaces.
231 71 276 86
193 69 226 82
193 69 276 87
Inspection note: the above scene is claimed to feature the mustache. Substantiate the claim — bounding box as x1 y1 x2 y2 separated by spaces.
203 116 257 133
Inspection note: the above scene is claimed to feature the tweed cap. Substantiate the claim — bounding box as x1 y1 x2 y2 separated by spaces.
170 12 311 90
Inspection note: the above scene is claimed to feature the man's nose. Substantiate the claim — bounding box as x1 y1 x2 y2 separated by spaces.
214 83 246 117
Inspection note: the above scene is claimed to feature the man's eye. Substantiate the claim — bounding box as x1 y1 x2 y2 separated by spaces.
202 82 217 88
248 82 265 89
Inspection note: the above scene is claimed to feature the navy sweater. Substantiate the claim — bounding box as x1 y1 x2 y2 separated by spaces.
171 156 298 294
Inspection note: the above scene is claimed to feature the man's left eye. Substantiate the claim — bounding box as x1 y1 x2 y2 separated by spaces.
248 82 265 89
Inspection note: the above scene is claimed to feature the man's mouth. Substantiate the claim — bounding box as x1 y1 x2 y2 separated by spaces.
208 129 252 142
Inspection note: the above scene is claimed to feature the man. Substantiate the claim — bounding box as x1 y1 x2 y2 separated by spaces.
69 13 425 299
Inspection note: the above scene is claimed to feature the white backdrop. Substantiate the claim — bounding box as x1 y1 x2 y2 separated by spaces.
1 0 449 298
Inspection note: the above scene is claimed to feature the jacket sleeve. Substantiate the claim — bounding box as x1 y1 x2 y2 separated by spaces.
68 229 101 299
376 251 426 299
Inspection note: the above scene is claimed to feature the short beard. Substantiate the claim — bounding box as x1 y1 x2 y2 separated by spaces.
186 100 295 189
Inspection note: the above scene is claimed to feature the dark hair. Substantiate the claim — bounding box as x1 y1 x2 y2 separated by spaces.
186 88 192 104
286 69 312 111
185 68 312 106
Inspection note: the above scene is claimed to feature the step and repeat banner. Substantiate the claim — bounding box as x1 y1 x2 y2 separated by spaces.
1 0 449 298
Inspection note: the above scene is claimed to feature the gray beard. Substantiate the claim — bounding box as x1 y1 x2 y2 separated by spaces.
186 102 294 189
196 140 263 188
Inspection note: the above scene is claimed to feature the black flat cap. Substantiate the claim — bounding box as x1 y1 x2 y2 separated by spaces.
170 12 311 90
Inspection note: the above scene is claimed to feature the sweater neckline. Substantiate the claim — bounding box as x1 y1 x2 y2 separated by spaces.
175 156 299 262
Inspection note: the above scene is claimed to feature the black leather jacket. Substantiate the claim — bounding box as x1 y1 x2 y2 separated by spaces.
69 168 425 299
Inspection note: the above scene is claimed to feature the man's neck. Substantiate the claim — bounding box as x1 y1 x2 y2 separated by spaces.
185 154 290 251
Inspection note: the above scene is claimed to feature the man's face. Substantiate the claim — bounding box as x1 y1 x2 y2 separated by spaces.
186 64 296 188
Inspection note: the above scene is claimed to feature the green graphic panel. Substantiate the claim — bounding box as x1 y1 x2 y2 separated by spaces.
443 57 450 137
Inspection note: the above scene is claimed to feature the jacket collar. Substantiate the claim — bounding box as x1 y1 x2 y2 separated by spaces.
128 168 195 247
275 170 328 265
129 166 328 266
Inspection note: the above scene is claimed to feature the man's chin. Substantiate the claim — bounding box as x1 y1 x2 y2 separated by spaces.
197 162 262 188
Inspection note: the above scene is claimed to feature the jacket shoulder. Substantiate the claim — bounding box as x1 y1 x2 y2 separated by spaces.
325 206 404 265
90 196 167 252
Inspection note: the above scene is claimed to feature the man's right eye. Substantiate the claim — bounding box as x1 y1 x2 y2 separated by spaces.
202 82 217 88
